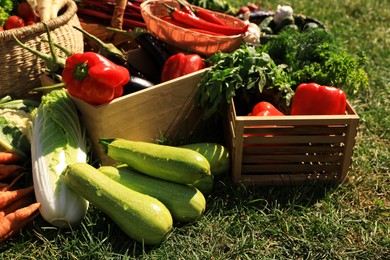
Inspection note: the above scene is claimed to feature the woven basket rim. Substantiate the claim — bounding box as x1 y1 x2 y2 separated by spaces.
0 0 78 43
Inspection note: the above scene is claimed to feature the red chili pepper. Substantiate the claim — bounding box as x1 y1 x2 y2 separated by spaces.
163 4 248 36
291 83 347 115
176 0 196 16
161 53 205 82
62 52 130 105
248 101 285 116
162 16 191 28
162 17 224 36
193 8 226 26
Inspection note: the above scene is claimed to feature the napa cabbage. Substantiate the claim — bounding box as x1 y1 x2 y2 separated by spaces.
31 89 89 228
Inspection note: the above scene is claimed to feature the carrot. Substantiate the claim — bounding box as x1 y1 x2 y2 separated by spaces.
0 173 26 192
0 186 34 209
0 195 34 218
0 202 40 243
0 164 24 181
0 152 21 164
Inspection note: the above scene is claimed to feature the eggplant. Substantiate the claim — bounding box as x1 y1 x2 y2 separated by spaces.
122 75 155 95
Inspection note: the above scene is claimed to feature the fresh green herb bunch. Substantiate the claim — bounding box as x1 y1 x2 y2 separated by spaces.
259 28 369 94
196 44 295 118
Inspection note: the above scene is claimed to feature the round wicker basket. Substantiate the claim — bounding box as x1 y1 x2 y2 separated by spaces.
0 0 84 98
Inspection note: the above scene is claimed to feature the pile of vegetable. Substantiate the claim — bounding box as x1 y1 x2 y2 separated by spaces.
62 139 230 245
0 96 40 242
0 0 72 30
0 0 370 247
160 1 249 37
0 0 37 30
197 27 368 116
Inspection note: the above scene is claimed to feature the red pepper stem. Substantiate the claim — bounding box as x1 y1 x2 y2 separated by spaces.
12 23 65 72
41 39 73 57
73 62 89 81
72 26 126 62
33 82 66 92
162 3 176 15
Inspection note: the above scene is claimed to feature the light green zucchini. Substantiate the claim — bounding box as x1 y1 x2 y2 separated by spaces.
189 173 214 196
98 165 206 223
61 162 173 245
98 138 211 185
180 142 230 176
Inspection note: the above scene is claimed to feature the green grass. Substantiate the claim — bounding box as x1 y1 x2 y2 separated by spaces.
1 0 389 258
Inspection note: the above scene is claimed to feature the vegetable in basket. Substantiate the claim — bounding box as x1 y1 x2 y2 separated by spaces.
163 3 249 36
26 0 68 22
31 89 89 228
62 52 130 105
290 83 347 115
248 101 284 116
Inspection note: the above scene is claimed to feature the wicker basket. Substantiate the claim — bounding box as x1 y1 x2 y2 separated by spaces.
0 0 84 98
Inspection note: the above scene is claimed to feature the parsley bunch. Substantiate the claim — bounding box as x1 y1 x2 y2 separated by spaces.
259 28 369 94
196 45 295 118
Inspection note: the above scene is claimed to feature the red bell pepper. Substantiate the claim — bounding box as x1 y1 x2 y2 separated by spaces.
161 52 205 82
291 83 347 115
62 52 130 105
248 101 285 116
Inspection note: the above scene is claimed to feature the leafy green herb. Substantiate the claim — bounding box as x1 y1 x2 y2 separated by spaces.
259 28 369 94
196 44 295 118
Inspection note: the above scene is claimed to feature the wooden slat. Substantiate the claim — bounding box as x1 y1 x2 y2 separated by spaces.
242 154 343 164
241 163 341 173
243 125 347 135
243 134 346 144
243 144 344 155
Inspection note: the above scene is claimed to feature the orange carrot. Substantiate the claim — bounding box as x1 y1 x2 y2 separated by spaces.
0 202 40 243
0 195 34 218
0 173 26 192
0 164 24 181
0 152 21 164
0 186 34 209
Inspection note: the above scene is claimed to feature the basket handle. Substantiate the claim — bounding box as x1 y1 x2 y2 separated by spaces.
111 0 127 29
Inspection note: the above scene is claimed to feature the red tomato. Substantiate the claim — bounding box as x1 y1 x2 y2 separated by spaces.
4 16 25 30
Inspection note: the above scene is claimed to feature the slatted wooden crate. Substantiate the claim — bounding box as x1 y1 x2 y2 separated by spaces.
226 100 359 185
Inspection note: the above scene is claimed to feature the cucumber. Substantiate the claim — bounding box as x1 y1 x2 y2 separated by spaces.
180 143 230 176
99 138 211 185
98 165 206 223
62 162 173 245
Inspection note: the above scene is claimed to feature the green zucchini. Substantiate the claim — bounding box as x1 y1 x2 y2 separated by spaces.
259 16 274 28
189 173 214 196
180 143 230 176
62 162 173 245
99 138 211 185
98 165 206 223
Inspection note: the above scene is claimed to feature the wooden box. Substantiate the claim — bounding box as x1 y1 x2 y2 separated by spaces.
226 100 359 185
71 50 206 165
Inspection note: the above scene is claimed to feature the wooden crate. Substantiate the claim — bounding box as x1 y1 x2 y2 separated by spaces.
71 50 206 164
226 100 359 185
